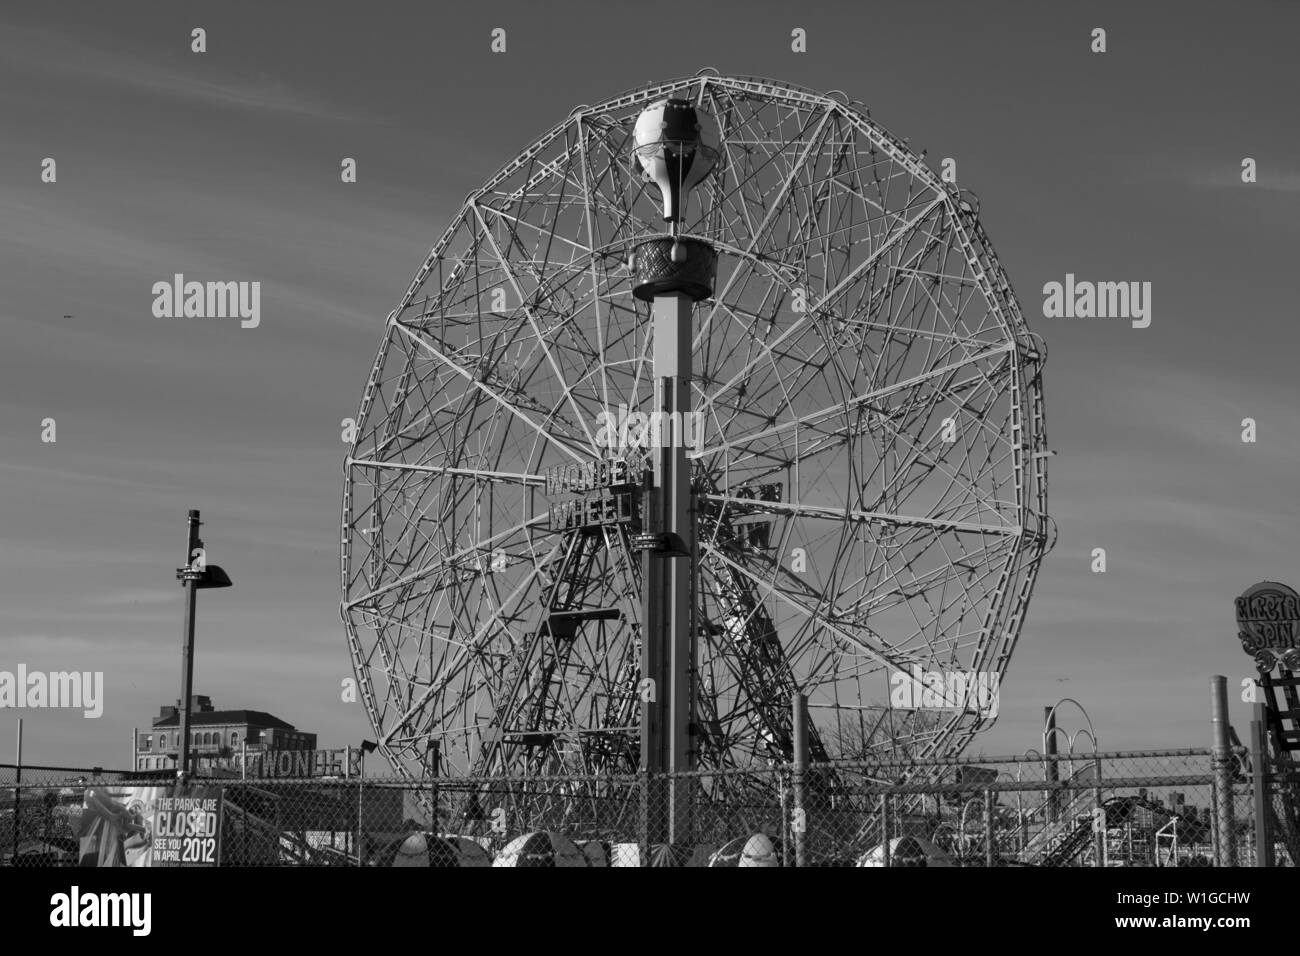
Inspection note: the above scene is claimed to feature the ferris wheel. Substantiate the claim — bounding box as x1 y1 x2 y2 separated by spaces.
341 72 1051 786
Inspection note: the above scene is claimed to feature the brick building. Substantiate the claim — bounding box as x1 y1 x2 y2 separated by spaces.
135 695 316 772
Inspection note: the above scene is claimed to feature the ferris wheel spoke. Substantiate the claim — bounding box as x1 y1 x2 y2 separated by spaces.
394 323 587 462
697 340 1013 463
346 511 549 610
378 547 562 749
702 541 912 677
469 203 603 450
699 106 836 336
575 115 616 420
700 193 947 393
703 493 1018 537
868 393 1018 526
850 536 1010 626
697 227 956 445
348 457 544 486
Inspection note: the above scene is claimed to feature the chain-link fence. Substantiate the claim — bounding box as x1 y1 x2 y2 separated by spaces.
1 748 1289 867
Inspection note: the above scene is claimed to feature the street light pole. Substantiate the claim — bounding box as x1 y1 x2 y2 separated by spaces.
174 509 232 780
176 510 202 779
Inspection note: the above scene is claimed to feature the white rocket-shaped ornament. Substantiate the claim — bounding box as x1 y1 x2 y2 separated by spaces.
633 98 719 255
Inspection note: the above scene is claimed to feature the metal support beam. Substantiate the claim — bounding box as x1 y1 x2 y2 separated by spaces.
640 292 696 846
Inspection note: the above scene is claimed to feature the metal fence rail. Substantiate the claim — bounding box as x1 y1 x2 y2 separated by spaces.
0 748 1285 867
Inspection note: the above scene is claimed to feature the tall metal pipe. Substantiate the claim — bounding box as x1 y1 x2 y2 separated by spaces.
1210 675 1237 866
792 692 809 867
1043 705 1059 824
176 510 202 779
1250 702 1273 867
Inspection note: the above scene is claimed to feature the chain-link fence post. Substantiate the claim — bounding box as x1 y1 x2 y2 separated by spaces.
11 718 22 865
356 779 365 867
879 793 891 867
1211 675 1237 866
1250 702 1274 867
792 692 808 868
778 767 790 868
1093 754 1105 867
983 789 995 867
638 769 650 868
427 742 441 840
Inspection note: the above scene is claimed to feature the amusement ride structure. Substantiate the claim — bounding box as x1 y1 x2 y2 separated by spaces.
340 73 1052 836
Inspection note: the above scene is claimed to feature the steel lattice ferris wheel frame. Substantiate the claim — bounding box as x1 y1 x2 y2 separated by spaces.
341 72 1052 786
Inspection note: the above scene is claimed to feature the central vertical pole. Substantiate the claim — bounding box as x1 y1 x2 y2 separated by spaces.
177 510 202 779
641 291 695 846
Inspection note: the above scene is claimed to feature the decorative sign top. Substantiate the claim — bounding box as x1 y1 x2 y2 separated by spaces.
1235 581 1300 673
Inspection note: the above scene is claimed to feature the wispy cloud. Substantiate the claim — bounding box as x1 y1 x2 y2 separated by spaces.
1183 168 1300 194
1125 153 1300 195
0 22 361 121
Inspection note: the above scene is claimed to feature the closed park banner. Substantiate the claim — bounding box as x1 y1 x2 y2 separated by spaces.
79 785 223 867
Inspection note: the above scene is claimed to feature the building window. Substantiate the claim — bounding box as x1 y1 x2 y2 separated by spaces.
160 734 167 749
230 732 239 747
143 735 152 750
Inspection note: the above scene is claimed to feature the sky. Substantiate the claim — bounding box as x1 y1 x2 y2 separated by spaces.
2 0 1298 768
